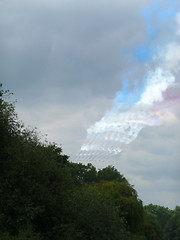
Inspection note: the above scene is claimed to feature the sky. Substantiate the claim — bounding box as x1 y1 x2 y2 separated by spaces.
1 0 180 209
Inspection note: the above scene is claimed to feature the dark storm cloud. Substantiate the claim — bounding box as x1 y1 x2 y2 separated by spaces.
0 0 149 106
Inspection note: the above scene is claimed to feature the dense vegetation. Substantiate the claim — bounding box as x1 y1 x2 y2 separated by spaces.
0 83 179 240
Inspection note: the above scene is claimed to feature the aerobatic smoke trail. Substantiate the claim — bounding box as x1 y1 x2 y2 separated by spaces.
75 0 180 162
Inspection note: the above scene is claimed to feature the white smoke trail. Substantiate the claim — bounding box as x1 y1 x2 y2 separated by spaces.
75 67 176 162
74 3 180 163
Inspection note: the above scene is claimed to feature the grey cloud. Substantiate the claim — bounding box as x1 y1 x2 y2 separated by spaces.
1 0 179 209
1 0 148 106
88 116 180 208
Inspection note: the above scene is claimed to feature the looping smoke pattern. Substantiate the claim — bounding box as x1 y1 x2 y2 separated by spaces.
75 0 180 163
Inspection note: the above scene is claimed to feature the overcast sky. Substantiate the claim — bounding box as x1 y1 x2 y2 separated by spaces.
1 0 180 209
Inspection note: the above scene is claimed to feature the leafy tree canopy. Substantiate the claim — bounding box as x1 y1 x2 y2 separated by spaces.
0 83 178 240
164 206 180 240
144 204 173 230
89 180 144 234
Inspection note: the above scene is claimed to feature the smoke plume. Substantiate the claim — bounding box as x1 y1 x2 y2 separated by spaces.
75 0 180 162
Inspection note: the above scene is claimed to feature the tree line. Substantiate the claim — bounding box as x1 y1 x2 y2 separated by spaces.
0 83 179 240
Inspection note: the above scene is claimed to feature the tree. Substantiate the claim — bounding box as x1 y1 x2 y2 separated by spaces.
0 84 129 240
69 162 97 185
143 211 163 240
97 165 126 182
144 204 173 231
164 206 180 240
1 83 172 240
61 187 128 240
89 180 144 234
0 84 70 239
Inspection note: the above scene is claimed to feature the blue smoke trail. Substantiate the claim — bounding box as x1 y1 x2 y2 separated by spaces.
75 0 180 162
134 0 177 64
142 0 177 38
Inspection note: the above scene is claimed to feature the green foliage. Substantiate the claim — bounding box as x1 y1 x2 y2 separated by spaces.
0 84 178 240
0 84 70 239
89 180 144 234
61 187 128 240
69 163 126 185
143 204 180 240
0 226 43 240
69 162 98 184
144 204 173 230
164 206 180 240
97 165 126 182
143 211 163 240
131 234 147 240
0 84 129 239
